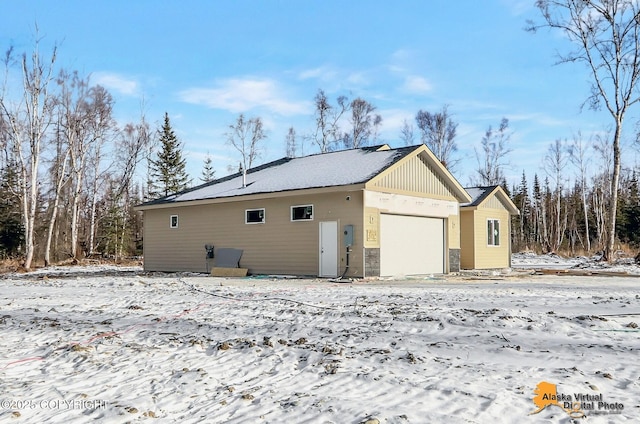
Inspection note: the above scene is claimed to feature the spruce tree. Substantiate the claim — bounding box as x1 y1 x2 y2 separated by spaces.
512 171 531 251
0 163 24 258
200 152 216 183
148 113 190 199
618 171 640 247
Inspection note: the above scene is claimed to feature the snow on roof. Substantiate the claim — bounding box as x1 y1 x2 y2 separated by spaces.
146 145 416 205
461 186 498 207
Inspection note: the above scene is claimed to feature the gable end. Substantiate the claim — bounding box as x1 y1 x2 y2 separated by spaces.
368 153 458 199
481 195 508 211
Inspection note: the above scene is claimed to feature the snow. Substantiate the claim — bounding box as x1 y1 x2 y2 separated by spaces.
1 263 639 423
512 251 640 274
461 186 491 207
160 147 408 204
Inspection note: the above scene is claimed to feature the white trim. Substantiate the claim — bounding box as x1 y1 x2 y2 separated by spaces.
487 218 500 246
291 204 314 221
245 208 265 224
170 215 179 228
364 190 458 218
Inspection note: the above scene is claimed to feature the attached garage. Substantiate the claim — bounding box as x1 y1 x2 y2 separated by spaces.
379 214 445 276
137 144 475 277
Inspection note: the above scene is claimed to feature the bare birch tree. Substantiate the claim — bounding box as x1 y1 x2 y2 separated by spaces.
474 118 512 186
400 118 416 146
79 84 114 257
415 104 459 170
544 138 569 251
568 131 592 252
285 126 297 157
43 109 70 266
0 35 58 269
312 89 349 153
226 114 266 172
58 70 89 261
344 97 382 149
103 115 150 259
592 131 613 249
529 0 640 260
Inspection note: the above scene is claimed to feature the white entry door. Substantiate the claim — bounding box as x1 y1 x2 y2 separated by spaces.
319 221 338 277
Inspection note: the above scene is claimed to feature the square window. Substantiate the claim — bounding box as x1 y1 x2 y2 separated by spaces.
170 215 179 228
487 219 500 246
246 208 265 224
291 205 313 221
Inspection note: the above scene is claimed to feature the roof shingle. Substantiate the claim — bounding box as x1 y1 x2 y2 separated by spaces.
141 145 417 206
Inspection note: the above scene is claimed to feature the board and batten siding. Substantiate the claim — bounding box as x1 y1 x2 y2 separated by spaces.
143 190 364 276
368 154 459 201
365 153 462 261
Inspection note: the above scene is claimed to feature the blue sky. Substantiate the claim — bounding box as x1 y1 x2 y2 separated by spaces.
2 0 635 188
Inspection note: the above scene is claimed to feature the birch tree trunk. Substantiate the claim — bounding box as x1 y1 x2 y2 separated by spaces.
0 39 57 269
44 130 70 266
530 0 640 261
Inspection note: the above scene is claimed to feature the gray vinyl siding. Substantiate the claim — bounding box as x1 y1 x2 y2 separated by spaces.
142 190 364 276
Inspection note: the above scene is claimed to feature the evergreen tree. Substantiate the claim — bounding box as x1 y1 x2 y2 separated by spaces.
148 113 190 198
512 171 531 251
0 163 24 258
200 152 215 183
617 171 640 247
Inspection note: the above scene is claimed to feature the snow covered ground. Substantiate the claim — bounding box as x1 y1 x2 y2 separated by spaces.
1 261 639 423
512 251 640 274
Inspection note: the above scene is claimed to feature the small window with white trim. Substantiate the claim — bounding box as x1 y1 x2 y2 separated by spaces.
487 219 500 246
291 204 313 221
170 215 179 229
245 208 265 224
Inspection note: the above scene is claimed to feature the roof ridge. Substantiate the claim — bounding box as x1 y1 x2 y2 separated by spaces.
137 143 426 208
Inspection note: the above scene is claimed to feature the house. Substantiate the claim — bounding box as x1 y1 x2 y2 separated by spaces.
460 185 520 270
135 144 472 277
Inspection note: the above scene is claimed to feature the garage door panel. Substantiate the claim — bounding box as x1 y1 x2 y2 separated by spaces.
380 214 444 276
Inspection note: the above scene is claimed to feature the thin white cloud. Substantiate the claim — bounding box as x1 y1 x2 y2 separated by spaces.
500 0 533 16
91 72 139 96
390 49 412 63
386 50 432 94
402 75 432 93
346 71 370 86
378 108 414 133
298 66 338 81
507 112 570 127
179 78 310 116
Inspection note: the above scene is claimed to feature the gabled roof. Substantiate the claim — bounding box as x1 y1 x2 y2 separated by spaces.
462 185 519 215
137 145 419 208
366 144 471 203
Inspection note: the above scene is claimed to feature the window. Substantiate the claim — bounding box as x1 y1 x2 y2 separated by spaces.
245 208 265 224
291 205 313 221
170 215 179 229
487 219 500 246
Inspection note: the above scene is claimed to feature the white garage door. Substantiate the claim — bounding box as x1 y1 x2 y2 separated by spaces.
380 214 445 276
